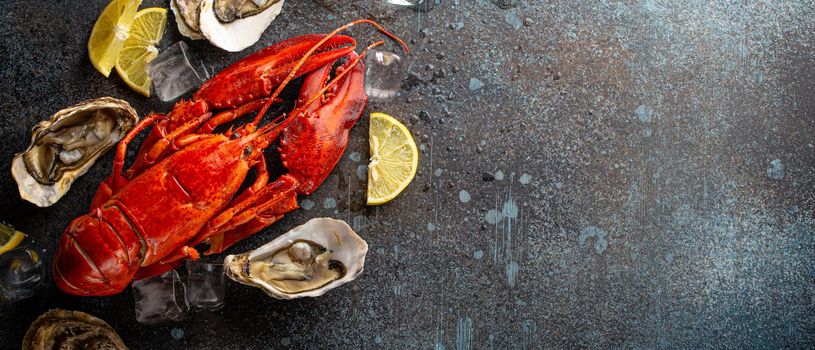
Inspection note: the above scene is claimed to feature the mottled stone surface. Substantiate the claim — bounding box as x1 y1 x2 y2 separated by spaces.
1 0 814 349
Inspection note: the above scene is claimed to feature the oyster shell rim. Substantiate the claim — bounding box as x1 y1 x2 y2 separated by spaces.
224 217 368 300
22 309 128 350
11 97 139 207
197 0 285 52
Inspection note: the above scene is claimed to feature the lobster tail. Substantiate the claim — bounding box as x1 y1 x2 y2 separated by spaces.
53 214 141 296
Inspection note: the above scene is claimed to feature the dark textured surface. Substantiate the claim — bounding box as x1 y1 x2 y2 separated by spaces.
1 0 814 349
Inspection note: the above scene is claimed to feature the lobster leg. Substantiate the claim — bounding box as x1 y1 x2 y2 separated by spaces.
90 113 163 208
204 175 299 254
197 98 274 134
141 112 214 165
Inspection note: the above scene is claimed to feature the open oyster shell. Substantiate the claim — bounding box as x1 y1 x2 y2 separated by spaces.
171 0 285 52
11 97 138 207
224 218 368 299
23 309 128 350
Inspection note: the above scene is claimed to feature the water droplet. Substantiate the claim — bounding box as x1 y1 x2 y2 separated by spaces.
458 190 471 203
352 216 366 231
281 337 291 346
300 199 315 211
766 159 784 180
349 151 362 162
635 105 653 123
486 209 503 224
434 168 443 177
374 335 383 344
519 173 532 184
505 12 523 30
171 328 184 340
502 200 518 218
578 226 608 255
323 198 337 209
473 250 484 260
506 260 520 288
427 223 436 231
356 165 367 181
468 78 484 91
494 170 504 181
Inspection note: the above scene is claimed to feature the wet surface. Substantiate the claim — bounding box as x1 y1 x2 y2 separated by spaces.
1 0 814 348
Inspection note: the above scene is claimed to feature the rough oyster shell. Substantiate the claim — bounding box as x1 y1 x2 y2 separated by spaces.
224 218 368 299
171 0 285 52
11 97 138 207
170 0 205 40
23 309 128 350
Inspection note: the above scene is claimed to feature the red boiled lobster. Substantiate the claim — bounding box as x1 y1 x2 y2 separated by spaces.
53 21 408 296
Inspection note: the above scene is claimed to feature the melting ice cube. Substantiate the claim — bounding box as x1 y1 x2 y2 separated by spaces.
132 270 188 324
185 260 225 310
364 50 406 101
148 41 207 102
0 247 45 303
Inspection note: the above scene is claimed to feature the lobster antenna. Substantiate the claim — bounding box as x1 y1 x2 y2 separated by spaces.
300 40 384 109
251 19 410 127
253 40 387 145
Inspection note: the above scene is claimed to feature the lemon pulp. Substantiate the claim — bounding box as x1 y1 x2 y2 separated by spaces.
88 0 142 77
367 112 419 205
115 7 168 97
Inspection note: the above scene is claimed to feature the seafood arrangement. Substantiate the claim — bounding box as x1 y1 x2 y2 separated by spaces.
225 217 368 299
23 309 128 350
11 98 138 207
52 20 408 296
6 0 421 345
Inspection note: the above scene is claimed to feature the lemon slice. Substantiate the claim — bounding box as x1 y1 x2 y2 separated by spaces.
0 223 26 256
115 7 168 97
367 112 419 205
88 0 142 77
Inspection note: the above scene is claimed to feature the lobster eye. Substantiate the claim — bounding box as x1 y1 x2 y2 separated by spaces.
243 146 253 157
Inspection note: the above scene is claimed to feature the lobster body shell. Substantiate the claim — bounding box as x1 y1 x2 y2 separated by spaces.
55 136 255 295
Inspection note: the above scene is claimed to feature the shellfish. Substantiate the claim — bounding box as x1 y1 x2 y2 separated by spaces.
224 218 367 299
171 0 285 52
11 97 138 207
23 309 128 350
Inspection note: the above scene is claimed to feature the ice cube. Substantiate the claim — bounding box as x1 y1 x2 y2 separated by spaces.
387 0 434 11
364 50 406 101
0 247 45 303
185 260 225 310
132 270 188 324
148 41 206 102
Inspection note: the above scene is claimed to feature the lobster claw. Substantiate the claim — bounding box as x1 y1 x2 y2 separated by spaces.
279 52 367 195
194 35 357 110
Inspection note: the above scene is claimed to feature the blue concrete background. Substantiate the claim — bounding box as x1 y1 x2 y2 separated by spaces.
0 0 813 348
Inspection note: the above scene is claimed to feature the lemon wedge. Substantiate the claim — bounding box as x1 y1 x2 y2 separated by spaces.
115 7 168 97
367 112 419 205
88 0 142 77
0 223 26 256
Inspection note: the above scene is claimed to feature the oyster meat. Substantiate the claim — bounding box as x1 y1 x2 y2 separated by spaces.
171 0 285 52
11 97 138 207
23 309 128 350
225 218 368 299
